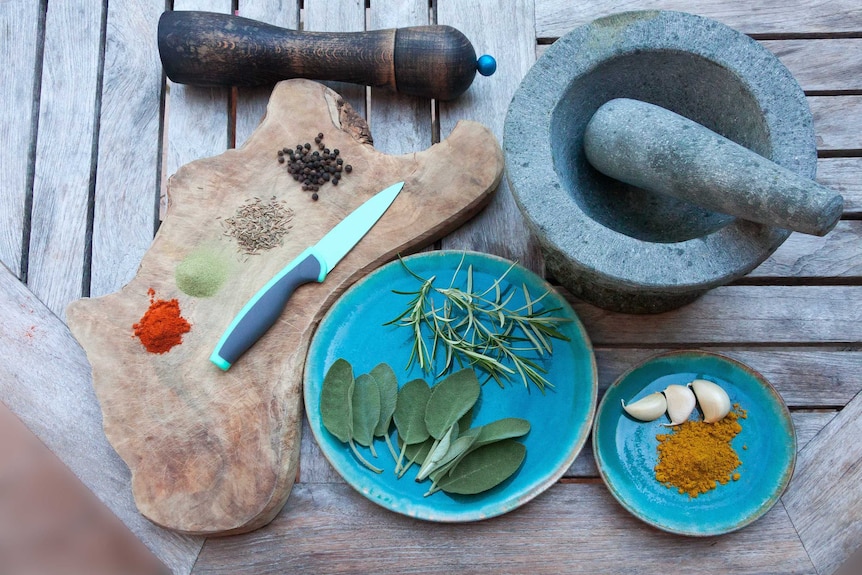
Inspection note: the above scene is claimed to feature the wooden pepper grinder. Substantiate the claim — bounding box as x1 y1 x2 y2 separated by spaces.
158 11 497 101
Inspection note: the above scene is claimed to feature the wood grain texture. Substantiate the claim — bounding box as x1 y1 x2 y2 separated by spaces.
90 0 165 298
811 96 862 151
593 349 862 407
818 158 862 215
304 0 367 116
191 482 814 575
534 0 862 38
0 263 204 575
235 0 300 147
27 0 103 319
165 1 231 180
66 79 503 536
535 38 862 95
761 39 862 93
783 390 862 574
562 410 837 478
569 286 862 346
367 0 433 156
438 0 544 274
747 221 862 279
0 0 41 278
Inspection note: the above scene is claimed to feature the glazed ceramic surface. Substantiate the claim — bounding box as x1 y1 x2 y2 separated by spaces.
593 350 796 536
304 251 597 521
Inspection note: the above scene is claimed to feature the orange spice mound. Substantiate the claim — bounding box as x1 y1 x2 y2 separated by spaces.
133 288 191 354
654 405 746 498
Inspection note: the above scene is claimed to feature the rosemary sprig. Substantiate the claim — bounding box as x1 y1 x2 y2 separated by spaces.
385 255 571 393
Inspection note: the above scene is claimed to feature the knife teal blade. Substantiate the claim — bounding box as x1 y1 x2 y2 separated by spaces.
210 181 404 370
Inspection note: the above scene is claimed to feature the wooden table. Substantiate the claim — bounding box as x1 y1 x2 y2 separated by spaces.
2 1 860 573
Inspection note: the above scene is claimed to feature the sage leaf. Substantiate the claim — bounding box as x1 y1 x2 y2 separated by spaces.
457 405 475 432
416 422 458 481
320 358 355 443
426 427 480 483
425 369 480 439
393 378 432 471
393 378 432 444
351 373 381 448
471 418 531 451
435 439 526 495
397 436 434 478
371 363 398 437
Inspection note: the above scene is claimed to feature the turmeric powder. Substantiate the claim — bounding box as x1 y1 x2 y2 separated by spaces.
654 405 746 497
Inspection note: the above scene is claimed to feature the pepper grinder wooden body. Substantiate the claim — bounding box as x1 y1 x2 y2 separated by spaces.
158 11 480 101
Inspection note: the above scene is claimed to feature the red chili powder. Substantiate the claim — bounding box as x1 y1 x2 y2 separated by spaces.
133 288 191 354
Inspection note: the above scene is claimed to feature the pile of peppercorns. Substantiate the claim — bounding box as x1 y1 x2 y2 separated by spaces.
276 133 352 201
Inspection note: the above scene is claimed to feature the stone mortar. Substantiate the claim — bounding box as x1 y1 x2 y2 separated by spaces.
504 10 817 313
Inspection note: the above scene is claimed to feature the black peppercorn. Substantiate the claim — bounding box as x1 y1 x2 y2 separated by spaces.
345 164 352 173
312 192 319 201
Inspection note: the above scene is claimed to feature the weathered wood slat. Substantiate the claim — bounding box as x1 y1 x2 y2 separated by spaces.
191 482 813 575
297 345 855 482
538 39 862 94
535 0 862 38
235 1 300 147
791 410 839 450
761 39 862 93
564 410 837 478
89 0 165 297
26 0 103 319
818 158 862 215
304 0 367 116
295 396 843 481
0 1 42 278
165 1 232 181
437 0 542 274
0 264 204 575
367 0 433 155
570 286 862 346
594 349 862 407
783 390 862 574
747 221 862 279
811 96 862 152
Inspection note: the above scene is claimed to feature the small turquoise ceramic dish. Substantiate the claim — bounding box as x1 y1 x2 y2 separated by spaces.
593 350 796 536
304 250 597 522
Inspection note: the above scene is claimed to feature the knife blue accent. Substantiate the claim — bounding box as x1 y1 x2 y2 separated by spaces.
211 181 404 370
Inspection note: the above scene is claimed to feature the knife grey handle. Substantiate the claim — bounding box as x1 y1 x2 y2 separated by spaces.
210 249 325 370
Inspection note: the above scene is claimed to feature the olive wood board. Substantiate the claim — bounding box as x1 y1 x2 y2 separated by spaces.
65 79 503 536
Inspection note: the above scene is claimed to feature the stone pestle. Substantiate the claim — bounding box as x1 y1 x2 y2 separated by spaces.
584 98 844 236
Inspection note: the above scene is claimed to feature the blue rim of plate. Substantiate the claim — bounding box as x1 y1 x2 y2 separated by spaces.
593 350 796 536
303 250 597 522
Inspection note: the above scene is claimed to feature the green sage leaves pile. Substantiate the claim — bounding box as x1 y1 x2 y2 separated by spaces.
320 359 530 497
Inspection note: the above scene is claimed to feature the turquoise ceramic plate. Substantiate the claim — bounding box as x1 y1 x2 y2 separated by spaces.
304 251 597 521
594 350 796 536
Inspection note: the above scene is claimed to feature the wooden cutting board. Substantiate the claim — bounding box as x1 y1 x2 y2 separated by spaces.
66 79 503 536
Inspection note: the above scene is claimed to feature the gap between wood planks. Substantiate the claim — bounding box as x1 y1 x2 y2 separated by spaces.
18 0 48 286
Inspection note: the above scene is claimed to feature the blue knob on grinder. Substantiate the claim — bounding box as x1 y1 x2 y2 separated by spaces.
477 54 497 76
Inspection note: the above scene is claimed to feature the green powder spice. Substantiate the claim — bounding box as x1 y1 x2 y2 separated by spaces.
175 248 229 298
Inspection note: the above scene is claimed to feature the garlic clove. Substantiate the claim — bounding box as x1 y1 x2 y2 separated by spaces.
621 392 667 421
690 379 731 423
663 384 696 426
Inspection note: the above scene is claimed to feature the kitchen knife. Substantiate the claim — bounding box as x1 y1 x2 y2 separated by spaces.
211 181 404 370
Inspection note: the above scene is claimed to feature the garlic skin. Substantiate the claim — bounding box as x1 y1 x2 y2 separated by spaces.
663 384 696 426
690 379 731 423
621 392 667 421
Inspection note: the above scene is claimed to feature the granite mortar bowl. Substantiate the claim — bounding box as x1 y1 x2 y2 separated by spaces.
504 10 817 313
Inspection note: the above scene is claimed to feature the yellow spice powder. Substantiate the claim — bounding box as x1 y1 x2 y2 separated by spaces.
654 405 746 498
